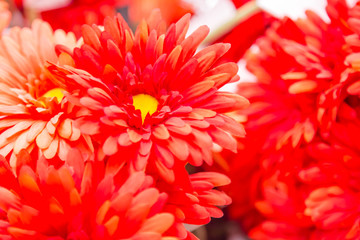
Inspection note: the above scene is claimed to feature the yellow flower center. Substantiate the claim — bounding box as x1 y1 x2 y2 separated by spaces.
40 88 65 106
42 88 65 102
132 94 159 124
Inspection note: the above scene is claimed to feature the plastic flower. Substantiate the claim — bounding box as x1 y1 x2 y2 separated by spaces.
48 11 248 182
225 0 360 238
0 20 93 167
0 150 177 239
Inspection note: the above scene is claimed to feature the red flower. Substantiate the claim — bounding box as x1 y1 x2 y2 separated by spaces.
225 0 360 238
47 11 248 183
239 0 360 151
0 150 177 239
40 0 123 37
0 20 93 167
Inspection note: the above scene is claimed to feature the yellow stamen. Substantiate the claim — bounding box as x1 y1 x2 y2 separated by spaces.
42 88 65 103
132 94 159 124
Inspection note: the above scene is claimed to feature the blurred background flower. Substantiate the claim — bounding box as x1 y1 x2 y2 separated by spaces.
221 0 360 240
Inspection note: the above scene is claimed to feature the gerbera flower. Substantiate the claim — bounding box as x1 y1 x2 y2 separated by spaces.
0 150 177 239
224 0 360 238
0 20 93 167
47 11 248 182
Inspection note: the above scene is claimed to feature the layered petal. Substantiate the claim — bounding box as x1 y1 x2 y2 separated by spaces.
0 151 177 239
0 20 93 167
47 11 248 183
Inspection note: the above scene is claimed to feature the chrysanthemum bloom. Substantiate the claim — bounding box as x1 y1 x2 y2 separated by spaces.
236 0 360 158
0 20 93 167
0 150 177 239
243 139 360 239
242 0 360 147
224 0 360 238
48 11 248 183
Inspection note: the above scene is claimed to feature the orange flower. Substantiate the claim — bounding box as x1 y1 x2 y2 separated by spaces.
0 150 177 239
0 20 93 167
48 11 248 183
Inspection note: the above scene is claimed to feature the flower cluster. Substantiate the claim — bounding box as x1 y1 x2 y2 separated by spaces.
225 0 360 238
7 0 360 238
0 4 247 240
